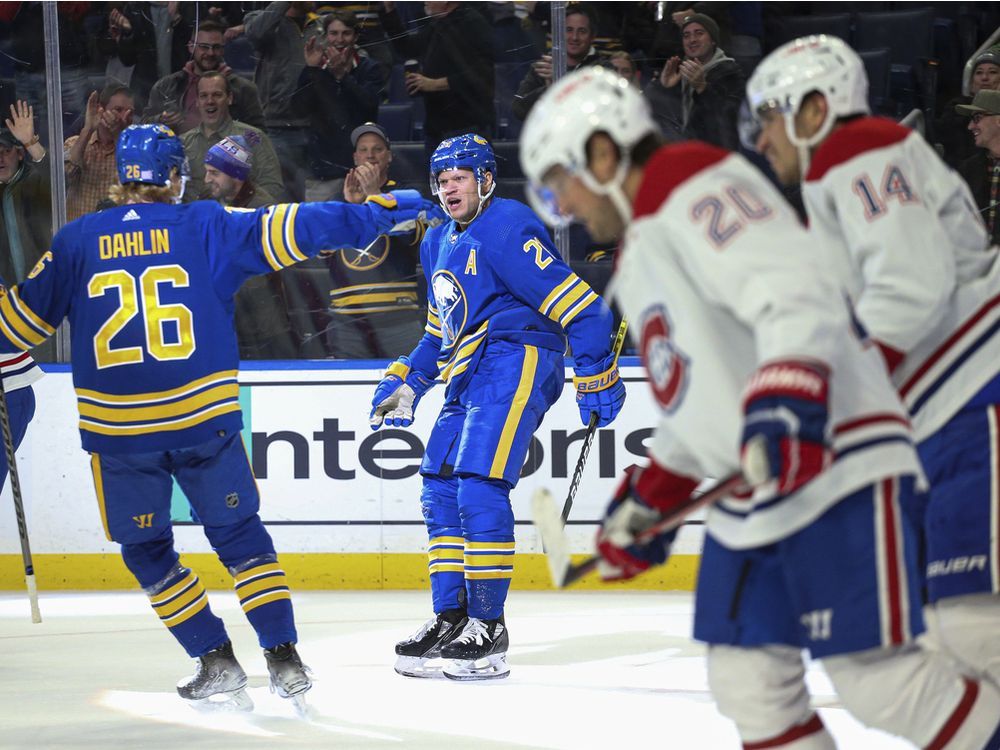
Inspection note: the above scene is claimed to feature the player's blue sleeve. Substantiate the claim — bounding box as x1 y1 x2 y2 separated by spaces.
403 232 443 377
206 191 436 299
0 232 72 354
486 207 614 367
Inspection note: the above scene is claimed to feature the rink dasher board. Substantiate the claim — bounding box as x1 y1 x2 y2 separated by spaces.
0 359 708 591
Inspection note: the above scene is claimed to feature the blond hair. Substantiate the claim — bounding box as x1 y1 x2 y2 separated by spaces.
107 181 178 205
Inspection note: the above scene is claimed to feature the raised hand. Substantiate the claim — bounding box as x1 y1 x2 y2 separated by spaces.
5 100 35 146
659 56 681 88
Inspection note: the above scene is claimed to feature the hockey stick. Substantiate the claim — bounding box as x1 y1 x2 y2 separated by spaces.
561 317 629 523
0 379 40 623
533 472 747 589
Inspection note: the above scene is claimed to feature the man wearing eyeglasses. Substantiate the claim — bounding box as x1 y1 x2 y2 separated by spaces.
957 89 1000 246
143 19 264 134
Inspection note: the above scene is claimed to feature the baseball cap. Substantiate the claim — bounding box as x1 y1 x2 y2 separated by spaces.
0 129 20 148
350 122 390 149
955 89 1000 117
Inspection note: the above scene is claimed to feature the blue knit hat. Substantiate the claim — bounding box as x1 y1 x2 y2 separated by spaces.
204 133 259 180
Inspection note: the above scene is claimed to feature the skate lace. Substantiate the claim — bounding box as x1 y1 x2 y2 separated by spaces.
451 617 488 646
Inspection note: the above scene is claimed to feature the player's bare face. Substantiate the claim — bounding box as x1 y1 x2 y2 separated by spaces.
755 110 801 186
545 166 622 244
437 168 487 223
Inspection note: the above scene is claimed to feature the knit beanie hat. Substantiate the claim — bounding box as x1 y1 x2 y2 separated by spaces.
681 13 720 45
973 46 1000 73
205 132 260 180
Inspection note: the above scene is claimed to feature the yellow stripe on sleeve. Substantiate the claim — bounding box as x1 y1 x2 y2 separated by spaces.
284 203 307 262
268 204 298 268
559 290 599 327
10 288 55 334
260 206 282 270
0 312 32 350
538 274 577 317
549 281 589 323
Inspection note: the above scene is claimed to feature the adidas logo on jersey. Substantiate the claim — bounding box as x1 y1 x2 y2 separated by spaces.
122 208 141 222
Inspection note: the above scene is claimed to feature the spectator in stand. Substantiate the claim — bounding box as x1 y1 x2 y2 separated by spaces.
293 9 383 202
938 46 1000 169
956 89 1000 247
179 72 285 202
644 12 744 150
0 102 50 286
324 122 425 358
202 135 294 359
379 2 495 157
607 51 641 87
318 2 396 75
64 85 136 222
144 19 265 134
97 4 160 109
512 3 602 121
244 2 322 202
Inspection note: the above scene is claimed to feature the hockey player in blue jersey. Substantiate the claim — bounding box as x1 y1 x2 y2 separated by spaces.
370 134 627 681
0 124 436 710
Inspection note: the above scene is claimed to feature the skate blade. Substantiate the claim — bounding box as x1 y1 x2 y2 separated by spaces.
394 655 448 679
443 655 510 682
290 693 312 720
186 687 255 712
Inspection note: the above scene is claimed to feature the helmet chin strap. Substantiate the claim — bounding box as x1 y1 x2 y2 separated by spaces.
579 157 633 226
784 107 835 181
445 174 496 229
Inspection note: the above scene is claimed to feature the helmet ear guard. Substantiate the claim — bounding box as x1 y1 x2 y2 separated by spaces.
116 124 187 188
429 133 498 224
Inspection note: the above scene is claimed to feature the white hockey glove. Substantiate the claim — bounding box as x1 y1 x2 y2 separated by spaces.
369 356 435 429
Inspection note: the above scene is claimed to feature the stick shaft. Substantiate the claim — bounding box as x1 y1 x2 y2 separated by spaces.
0 379 40 622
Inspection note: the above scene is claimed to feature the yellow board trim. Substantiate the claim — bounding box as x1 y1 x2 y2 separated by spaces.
489 345 537 478
89 454 112 542
0 552 702 591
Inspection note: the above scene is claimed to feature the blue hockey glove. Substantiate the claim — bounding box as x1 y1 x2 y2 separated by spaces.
740 360 832 495
596 463 697 581
573 352 626 427
365 190 446 236
369 356 436 430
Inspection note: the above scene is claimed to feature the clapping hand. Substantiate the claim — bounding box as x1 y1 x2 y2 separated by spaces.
679 59 706 92
659 56 681 88
532 54 553 84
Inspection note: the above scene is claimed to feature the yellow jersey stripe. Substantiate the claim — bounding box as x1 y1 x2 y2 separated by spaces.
0 295 45 345
538 274 577 317
260 206 282 271
331 281 420 296
162 592 209 627
80 401 242 436
490 345 538 478
155 578 206 617
90 454 112 542
285 203 307 262
429 548 465 561
78 383 238 423
429 562 466 573
10 288 56 335
0 312 32 350
270 204 298 267
559 290 599 327
463 554 514 566
465 541 516 551
548 281 589 323
465 570 514 580
236 575 288 599
330 292 419 308
235 562 284 583
75 370 239 405
149 572 197 605
335 304 422 315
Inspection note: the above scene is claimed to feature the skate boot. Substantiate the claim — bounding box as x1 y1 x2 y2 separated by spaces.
441 616 510 681
264 642 312 716
394 608 467 678
176 640 254 711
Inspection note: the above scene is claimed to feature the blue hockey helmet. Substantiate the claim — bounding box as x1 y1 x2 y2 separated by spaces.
429 133 497 194
116 124 188 187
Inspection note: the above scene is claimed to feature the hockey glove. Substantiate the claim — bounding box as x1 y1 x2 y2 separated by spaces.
365 190 446 236
740 360 832 495
596 462 699 581
573 352 626 427
369 356 436 430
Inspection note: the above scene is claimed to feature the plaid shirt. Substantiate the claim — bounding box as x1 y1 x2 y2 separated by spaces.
63 131 118 221
988 156 999 237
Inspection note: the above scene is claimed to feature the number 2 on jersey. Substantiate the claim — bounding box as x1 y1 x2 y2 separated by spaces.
88 265 195 369
691 185 773 250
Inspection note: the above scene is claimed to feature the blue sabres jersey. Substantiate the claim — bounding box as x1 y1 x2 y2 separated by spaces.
0 199 404 453
408 197 614 395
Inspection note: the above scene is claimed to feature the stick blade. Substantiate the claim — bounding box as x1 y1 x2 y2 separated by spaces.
531 488 572 588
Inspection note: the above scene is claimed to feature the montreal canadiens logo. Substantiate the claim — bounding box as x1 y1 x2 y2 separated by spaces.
431 269 468 346
640 304 689 412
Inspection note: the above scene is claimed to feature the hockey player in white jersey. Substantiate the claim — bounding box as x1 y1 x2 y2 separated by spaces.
745 35 1000 690
521 66 1000 749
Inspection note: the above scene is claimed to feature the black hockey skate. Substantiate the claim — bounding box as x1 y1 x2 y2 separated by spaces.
176 640 254 711
394 608 467 678
264 642 312 716
441 616 510 681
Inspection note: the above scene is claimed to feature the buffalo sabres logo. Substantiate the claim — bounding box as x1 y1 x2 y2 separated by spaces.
431 269 467 345
342 235 390 271
640 304 689 413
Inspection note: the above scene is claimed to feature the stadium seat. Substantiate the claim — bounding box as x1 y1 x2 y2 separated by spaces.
493 178 527 202
859 48 891 114
378 103 413 142
766 14 852 50
854 8 935 117
389 142 428 183
387 64 407 104
492 140 523 180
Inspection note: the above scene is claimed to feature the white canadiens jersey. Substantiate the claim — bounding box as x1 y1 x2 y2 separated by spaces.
611 142 922 550
802 117 1000 441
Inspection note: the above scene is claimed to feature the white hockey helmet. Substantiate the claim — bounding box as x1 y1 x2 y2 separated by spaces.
520 65 657 226
743 35 869 153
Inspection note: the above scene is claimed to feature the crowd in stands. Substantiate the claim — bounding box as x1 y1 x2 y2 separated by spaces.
0 1 998 360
